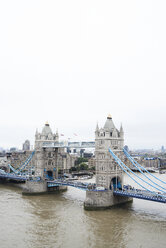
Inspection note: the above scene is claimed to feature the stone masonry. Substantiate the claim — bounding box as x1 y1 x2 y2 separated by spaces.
84 115 132 209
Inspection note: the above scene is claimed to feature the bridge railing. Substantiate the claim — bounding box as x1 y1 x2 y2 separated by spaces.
113 188 166 203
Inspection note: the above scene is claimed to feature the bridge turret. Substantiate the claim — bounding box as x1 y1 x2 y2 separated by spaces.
120 123 124 137
95 122 99 137
55 129 59 141
35 128 38 136
34 122 59 150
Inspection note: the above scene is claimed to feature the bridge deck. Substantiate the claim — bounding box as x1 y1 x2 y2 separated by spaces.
113 189 166 203
0 173 27 181
48 180 166 203
47 180 90 190
1 173 166 204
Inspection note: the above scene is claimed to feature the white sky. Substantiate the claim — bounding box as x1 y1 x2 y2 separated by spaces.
0 0 166 150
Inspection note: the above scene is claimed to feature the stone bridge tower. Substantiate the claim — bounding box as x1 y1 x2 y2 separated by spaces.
23 122 66 194
95 114 124 190
84 115 132 209
34 122 60 179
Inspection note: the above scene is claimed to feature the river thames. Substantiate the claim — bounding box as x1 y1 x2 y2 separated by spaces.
0 174 166 248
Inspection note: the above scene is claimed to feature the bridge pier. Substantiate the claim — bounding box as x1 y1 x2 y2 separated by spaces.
84 190 132 210
47 185 67 192
22 180 47 194
22 180 67 194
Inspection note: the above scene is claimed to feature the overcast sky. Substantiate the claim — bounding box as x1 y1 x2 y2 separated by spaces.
0 0 166 150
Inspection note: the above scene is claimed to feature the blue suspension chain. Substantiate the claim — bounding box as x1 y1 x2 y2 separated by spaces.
109 148 166 197
17 151 35 172
123 149 166 191
8 151 35 174
123 149 166 185
18 152 35 173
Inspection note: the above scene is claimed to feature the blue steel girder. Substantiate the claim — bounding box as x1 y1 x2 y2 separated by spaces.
0 173 26 181
113 190 166 203
8 151 35 174
47 181 88 190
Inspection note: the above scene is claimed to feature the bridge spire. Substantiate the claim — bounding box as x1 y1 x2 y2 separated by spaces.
95 122 99 131
120 123 124 138
107 113 112 119
104 114 115 130
56 129 59 140
120 123 124 132
45 121 49 126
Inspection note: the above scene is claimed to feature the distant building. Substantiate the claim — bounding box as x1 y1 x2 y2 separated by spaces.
0 150 5 157
83 152 93 158
161 146 165 153
88 157 95 169
124 145 129 152
10 147 18 152
158 158 166 169
22 140 30 151
0 156 8 172
143 157 159 168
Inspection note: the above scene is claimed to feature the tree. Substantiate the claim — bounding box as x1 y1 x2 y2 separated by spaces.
79 162 88 171
69 167 77 172
75 157 88 166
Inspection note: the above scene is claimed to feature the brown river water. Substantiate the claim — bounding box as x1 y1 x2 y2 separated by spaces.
0 173 166 248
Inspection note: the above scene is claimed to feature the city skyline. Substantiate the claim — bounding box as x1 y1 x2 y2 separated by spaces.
0 117 165 151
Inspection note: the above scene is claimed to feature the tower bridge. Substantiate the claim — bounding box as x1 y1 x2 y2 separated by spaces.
0 116 166 209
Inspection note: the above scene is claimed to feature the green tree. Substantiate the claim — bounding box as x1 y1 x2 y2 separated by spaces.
79 162 88 171
75 157 88 165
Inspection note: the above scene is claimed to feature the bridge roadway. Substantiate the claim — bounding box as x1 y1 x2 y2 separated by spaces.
113 188 166 203
0 172 27 182
47 179 94 190
47 180 166 203
1 171 166 204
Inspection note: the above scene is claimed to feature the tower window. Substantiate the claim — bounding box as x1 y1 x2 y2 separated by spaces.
110 132 112 136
